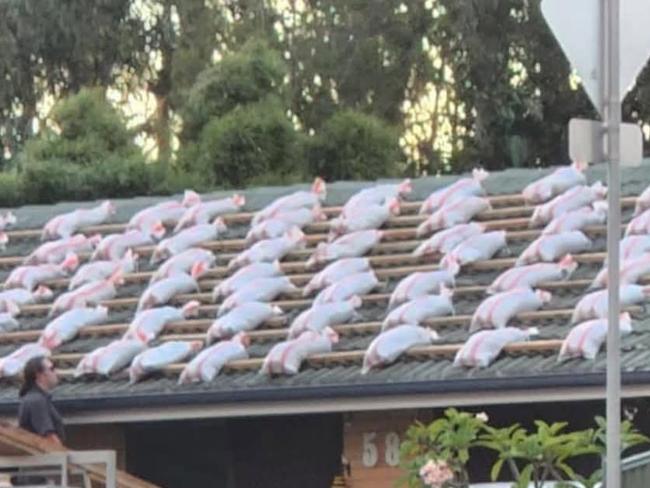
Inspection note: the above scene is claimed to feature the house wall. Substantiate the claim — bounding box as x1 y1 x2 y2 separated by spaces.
63 397 650 488
123 413 343 488
341 399 650 488
65 423 127 469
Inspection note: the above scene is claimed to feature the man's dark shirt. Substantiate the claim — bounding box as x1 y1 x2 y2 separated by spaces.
18 386 65 442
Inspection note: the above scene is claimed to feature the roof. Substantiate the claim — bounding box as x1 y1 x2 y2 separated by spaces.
1 162 650 423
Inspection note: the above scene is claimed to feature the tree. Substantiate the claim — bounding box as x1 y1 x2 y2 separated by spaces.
181 39 287 143
18 88 157 203
0 0 148 166
193 96 300 187
306 109 401 181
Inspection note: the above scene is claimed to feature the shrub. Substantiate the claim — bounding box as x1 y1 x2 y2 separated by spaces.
193 96 300 188
24 88 137 166
182 40 287 141
306 109 402 181
0 172 23 207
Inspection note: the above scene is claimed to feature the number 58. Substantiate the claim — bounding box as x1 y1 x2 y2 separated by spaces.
361 432 400 467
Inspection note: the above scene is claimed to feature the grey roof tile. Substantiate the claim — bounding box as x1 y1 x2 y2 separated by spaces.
1 162 650 413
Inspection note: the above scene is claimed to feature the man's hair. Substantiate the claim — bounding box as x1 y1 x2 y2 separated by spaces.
19 356 47 397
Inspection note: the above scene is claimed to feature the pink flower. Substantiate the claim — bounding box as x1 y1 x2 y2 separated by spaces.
419 459 454 487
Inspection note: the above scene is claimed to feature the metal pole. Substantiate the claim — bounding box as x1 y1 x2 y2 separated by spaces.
604 0 621 485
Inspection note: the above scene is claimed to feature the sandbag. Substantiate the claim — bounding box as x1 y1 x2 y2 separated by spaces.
261 329 338 375
559 313 632 360
129 341 202 383
454 327 537 368
362 325 438 374
178 333 250 384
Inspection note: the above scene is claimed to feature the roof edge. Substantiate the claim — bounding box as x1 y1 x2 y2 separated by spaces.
2 370 650 423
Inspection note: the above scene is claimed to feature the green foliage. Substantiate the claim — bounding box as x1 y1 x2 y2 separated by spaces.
191 96 300 188
401 411 649 488
23 88 138 166
0 0 148 164
19 158 198 205
400 408 487 487
182 40 287 142
0 172 23 207
307 109 401 181
479 421 598 488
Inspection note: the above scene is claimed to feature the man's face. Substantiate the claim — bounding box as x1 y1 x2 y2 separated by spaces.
38 358 59 390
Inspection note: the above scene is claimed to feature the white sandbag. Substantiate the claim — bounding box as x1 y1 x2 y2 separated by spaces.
470 288 552 331
522 162 587 204
246 206 326 244
329 198 400 240
151 218 227 264
175 194 245 232
515 231 591 266
129 340 203 383
414 222 484 252
362 325 438 374
0 344 51 378
530 182 607 227
314 270 379 305
382 289 454 331
559 313 632 360
487 255 577 294
634 184 650 216
5 253 78 292
128 200 187 237
454 327 537 368
92 230 155 261
69 250 136 290
178 333 250 384
137 272 198 312
252 178 326 226
0 211 16 231
388 269 458 310
571 285 649 323
207 302 283 342
306 230 383 269
39 306 109 350
24 234 101 265
50 270 123 317
591 254 650 289
218 276 297 315
125 301 200 344
228 228 306 270
261 329 338 375
440 231 508 270
625 208 650 237
419 196 491 232
419 169 488 214
342 179 412 215
42 201 115 240
542 201 607 235
0 286 53 313
303 258 371 296
150 248 216 283
287 297 362 339
0 300 20 333
212 261 283 300
620 235 650 262
74 339 145 377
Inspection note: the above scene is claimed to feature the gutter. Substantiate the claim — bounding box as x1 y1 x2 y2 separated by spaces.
2 370 650 423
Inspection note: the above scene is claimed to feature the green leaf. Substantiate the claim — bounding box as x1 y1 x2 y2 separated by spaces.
490 458 505 481
516 464 534 488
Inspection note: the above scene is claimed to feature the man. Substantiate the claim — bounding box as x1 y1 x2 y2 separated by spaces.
17 356 65 445
10 356 65 485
